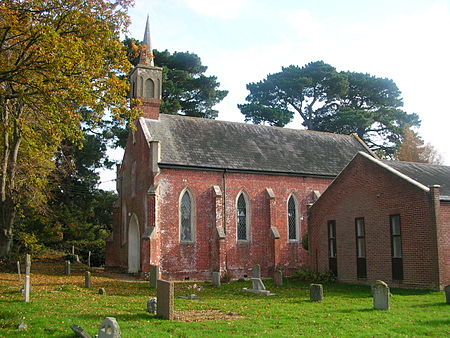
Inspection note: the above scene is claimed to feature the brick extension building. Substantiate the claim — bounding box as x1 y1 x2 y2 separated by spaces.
309 152 450 290
104 18 372 280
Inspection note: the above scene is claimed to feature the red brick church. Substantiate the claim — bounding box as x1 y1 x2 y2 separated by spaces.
105 18 372 280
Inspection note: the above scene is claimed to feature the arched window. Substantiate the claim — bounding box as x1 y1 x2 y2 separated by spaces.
288 195 299 241
180 190 194 242
145 78 154 98
237 192 249 241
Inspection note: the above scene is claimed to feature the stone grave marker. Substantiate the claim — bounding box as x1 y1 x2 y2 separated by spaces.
274 270 283 286
147 297 157 314
25 254 31 276
98 317 121 338
24 275 30 303
85 271 92 289
156 280 174 320
72 245 75 255
18 322 27 330
243 278 275 295
65 260 71 275
443 285 450 304
70 324 92 338
99 288 106 295
373 280 390 310
17 261 21 281
149 265 159 288
88 251 91 267
310 284 324 302
252 264 261 278
212 271 221 287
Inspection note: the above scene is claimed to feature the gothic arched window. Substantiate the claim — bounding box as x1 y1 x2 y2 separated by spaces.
180 190 194 242
288 195 299 240
145 78 155 98
237 192 250 241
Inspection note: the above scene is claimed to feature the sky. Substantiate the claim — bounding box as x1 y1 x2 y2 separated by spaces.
100 0 450 190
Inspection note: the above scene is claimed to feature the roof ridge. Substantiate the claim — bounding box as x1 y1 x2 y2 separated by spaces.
382 159 450 169
156 113 354 138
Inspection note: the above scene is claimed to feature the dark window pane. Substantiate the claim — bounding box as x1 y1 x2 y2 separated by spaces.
181 192 192 241
288 196 297 240
237 194 247 240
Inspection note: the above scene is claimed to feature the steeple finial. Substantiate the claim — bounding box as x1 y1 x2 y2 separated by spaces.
140 14 154 66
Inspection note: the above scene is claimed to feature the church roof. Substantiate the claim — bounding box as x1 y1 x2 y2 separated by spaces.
143 114 373 177
381 160 450 200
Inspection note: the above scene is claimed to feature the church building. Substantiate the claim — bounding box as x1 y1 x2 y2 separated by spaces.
104 17 374 280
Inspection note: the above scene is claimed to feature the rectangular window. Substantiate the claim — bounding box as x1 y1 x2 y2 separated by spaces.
328 220 337 276
390 214 403 280
355 218 367 278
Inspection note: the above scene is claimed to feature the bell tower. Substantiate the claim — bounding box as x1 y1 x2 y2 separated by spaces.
129 15 163 120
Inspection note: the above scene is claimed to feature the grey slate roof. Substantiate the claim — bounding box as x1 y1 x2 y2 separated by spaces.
143 114 372 177
382 160 450 200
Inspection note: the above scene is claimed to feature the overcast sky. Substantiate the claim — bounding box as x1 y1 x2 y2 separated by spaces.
100 0 450 190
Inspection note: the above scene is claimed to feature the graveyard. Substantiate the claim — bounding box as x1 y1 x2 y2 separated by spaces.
0 254 448 337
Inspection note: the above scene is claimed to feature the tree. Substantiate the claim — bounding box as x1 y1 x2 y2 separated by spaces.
238 62 420 156
314 72 420 156
238 61 348 128
396 128 443 164
0 0 136 257
124 38 228 119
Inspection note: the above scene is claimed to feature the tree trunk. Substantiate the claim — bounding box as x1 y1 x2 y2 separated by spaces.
0 201 15 257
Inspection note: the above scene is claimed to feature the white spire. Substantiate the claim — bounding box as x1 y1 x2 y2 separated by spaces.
141 14 154 66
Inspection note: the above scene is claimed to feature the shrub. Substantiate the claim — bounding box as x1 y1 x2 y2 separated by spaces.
293 267 336 284
56 239 105 267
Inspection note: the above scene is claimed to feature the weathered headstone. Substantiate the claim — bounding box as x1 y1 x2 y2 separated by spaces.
18 322 27 330
212 272 221 287
85 271 91 289
149 265 159 288
17 261 21 281
252 264 261 278
65 260 71 276
310 284 324 302
445 285 450 304
98 317 121 338
156 280 174 320
243 278 275 295
72 245 75 255
25 254 31 276
274 270 283 286
24 275 30 303
373 280 390 310
75 254 80 263
99 288 106 295
70 324 92 338
88 251 91 267
147 297 157 314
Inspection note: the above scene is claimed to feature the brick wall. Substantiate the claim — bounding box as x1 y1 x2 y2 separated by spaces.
309 154 442 290
439 202 450 287
155 168 331 280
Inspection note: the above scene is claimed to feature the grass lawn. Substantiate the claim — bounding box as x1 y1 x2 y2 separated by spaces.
0 259 448 337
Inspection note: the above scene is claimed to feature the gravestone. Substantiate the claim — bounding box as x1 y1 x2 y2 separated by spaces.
24 275 30 303
212 272 221 287
65 260 71 275
147 297 157 314
98 317 121 338
310 284 324 302
25 254 31 276
156 280 174 320
18 322 27 330
70 324 92 338
85 271 91 289
149 265 159 288
243 278 275 295
88 251 91 267
72 245 75 255
17 261 21 281
99 288 106 295
274 270 283 286
444 285 450 304
252 264 261 278
373 280 390 310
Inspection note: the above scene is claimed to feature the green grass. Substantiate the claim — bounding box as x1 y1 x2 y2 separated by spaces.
0 265 448 337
